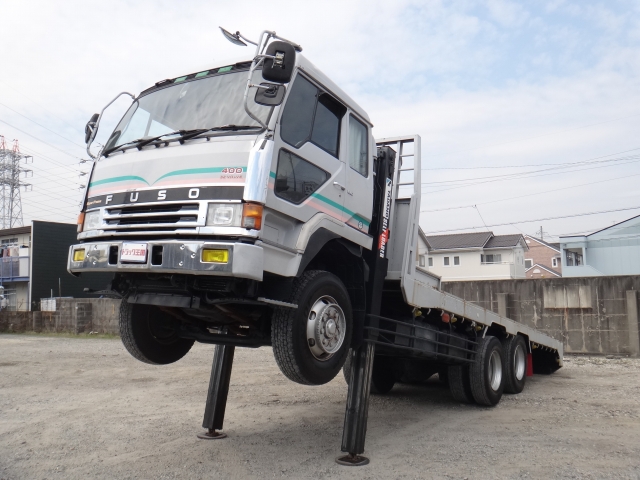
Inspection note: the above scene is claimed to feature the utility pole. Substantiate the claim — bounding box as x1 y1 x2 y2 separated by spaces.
0 136 32 229
535 225 548 240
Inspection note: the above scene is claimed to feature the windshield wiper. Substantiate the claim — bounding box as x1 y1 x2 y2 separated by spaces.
178 125 262 142
103 126 261 156
102 130 185 156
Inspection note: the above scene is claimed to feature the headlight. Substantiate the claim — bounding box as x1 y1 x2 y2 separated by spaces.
206 203 242 226
83 210 102 232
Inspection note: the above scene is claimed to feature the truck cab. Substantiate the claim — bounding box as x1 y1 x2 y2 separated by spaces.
69 34 376 385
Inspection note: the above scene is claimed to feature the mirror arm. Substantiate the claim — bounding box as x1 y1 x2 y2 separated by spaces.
86 91 136 160
237 32 258 46
253 30 303 56
242 57 269 130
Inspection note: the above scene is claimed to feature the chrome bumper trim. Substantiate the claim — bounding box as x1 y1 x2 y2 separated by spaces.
67 240 263 281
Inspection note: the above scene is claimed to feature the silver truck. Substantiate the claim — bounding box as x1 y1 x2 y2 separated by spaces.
69 29 562 464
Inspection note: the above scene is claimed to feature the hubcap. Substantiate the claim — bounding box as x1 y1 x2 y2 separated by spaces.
488 349 503 391
514 344 526 381
306 295 346 361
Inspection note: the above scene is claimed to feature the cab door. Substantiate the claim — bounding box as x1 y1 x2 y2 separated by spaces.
267 72 347 225
343 113 373 233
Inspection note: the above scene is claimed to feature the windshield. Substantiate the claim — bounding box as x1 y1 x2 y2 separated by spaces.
105 69 271 151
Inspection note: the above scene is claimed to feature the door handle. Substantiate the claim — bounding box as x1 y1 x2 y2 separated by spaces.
333 181 346 191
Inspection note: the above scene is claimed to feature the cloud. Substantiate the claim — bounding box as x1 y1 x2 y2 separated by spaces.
0 0 638 237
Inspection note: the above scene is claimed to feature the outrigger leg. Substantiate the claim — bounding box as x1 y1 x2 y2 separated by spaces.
197 344 235 440
336 342 375 466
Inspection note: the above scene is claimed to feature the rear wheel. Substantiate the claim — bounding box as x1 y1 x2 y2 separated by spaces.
370 357 396 394
448 364 474 403
342 353 396 394
272 270 352 385
119 301 194 365
502 335 527 394
469 336 504 406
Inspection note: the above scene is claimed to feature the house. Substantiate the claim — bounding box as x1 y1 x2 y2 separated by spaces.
0 226 32 311
417 229 528 281
560 214 640 277
523 235 562 278
0 221 113 311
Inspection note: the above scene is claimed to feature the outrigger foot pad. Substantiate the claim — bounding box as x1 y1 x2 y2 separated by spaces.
197 428 227 440
335 453 370 466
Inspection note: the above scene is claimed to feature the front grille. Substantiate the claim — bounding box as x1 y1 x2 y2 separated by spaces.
103 202 201 233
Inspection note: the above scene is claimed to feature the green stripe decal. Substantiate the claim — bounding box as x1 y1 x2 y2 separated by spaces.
269 172 369 226
90 167 244 188
89 175 149 187
155 167 238 183
311 192 370 227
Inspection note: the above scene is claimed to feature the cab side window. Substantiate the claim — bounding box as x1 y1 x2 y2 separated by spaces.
275 149 330 204
280 75 346 158
348 115 368 177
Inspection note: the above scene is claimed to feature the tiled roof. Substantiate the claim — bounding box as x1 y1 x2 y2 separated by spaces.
524 235 561 252
485 234 524 249
424 232 492 250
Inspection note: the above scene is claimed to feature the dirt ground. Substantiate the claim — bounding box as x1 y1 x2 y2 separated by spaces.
1 334 639 479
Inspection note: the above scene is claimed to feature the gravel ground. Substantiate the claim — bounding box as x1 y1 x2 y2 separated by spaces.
1 334 639 480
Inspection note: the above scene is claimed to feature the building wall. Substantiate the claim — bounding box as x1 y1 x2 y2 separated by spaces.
30 221 114 310
441 276 640 355
0 231 31 246
526 266 558 279
424 247 525 281
560 217 640 277
524 237 561 276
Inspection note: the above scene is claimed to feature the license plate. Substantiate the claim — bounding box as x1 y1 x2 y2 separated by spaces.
120 243 148 263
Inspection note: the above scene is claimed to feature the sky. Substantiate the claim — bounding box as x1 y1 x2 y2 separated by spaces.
0 0 639 241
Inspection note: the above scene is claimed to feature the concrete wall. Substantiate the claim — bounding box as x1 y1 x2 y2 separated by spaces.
0 298 122 335
441 275 640 355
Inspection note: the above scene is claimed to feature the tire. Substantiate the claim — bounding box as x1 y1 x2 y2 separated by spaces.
469 336 504 406
448 365 474 403
437 368 449 386
119 301 194 365
342 352 395 394
502 335 527 394
370 356 396 394
272 270 352 385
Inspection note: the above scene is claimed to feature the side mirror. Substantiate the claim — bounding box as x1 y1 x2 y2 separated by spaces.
254 83 286 106
84 113 99 144
262 41 296 84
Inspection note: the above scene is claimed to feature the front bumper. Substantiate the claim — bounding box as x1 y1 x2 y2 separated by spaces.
67 240 264 281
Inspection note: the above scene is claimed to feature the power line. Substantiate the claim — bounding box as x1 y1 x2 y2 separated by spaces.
421 157 640 195
0 79 85 135
421 155 640 186
422 147 640 171
421 171 640 213
0 102 85 149
425 114 640 160
423 206 640 235
0 119 81 160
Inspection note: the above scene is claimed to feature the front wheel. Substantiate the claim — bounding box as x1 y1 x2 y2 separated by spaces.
272 271 353 385
119 301 194 365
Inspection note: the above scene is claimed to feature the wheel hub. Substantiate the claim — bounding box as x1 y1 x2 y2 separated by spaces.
488 349 503 391
307 295 346 361
514 344 526 381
